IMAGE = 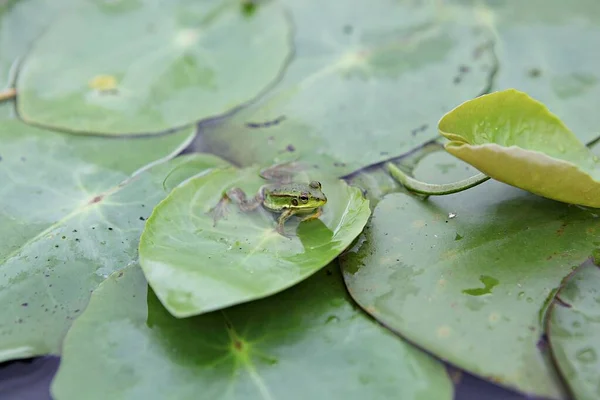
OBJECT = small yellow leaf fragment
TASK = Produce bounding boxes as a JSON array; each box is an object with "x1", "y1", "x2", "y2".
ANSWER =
[{"x1": 88, "y1": 74, "x2": 118, "y2": 92}]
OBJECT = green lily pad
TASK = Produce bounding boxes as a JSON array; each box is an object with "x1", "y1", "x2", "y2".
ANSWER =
[
  {"x1": 16, "y1": 0, "x2": 291, "y2": 135},
  {"x1": 0, "y1": 118, "x2": 228, "y2": 361},
  {"x1": 138, "y1": 166, "x2": 371, "y2": 317},
  {"x1": 0, "y1": 0, "x2": 79, "y2": 89},
  {"x1": 439, "y1": 89, "x2": 600, "y2": 208},
  {"x1": 200, "y1": 0, "x2": 497, "y2": 176},
  {"x1": 51, "y1": 263, "x2": 453, "y2": 400},
  {"x1": 339, "y1": 149, "x2": 600, "y2": 399},
  {"x1": 548, "y1": 260, "x2": 600, "y2": 400},
  {"x1": 476, "y1": 0, "x2": 600, "y2": 144}
]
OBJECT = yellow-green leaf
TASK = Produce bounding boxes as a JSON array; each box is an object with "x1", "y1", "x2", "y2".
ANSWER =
[{"x1": 439, "y1": 89, "x2": 600, "y2": 207}]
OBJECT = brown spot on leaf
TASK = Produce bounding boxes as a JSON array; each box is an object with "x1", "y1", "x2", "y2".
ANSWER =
[
  {"x1": 556, "y1": 222, "x2": 567, "y2": 236},
  {"x1": 89, "y1": 195, "x2": 104, "y2": 204}
]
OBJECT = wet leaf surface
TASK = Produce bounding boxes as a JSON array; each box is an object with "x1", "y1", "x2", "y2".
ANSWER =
[
  {"x1": 200, "y1": 0, "x2": 497, "y2": 176},
  {"x1": 139, "y1": 165, "x2": 371, "y2": 317},
  {"x1": 51, "y1": 263, "x2": 453, "y2": 400},
  {"x1": 439, "y1": 89, "x2": 600, "y2": 207},
  {"x1": 0, "y1": 0, "x2": 79, "y2": 89},
  {"x1": 16, "y1": 0, "x2": 291, "y2": 135},
  {"x1": 340, "y1": 149, "x2": 600, "y2": 399},
  {"x1": 0, "y1": 117, "x2": 225, "y2": 361},
  {"x1": 548, "y1": 260, "x2": 600, "y2": 400}
]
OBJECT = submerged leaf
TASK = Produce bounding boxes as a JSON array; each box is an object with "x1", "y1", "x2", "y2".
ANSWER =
[
  {"x1": 51, "y1": 263, "x2": 453, "y2": 400},
  {"x1": 548, "y1": 260, "x2": 600, "y2": 400},
  {"x1": 439, "y1": 89, "x2": 600, "y2": 207},
  {"x1": 139, "y1": 166, "x2": 371, "y2": 317},
  {"x1": 0, "y1": 118, "x2": 226, "y2": 361},
  {"x1": 16, "y1": 0, "x2": 291, "y2": 135}
]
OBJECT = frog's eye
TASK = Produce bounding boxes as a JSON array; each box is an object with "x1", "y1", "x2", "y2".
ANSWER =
[
  {"x1": 300, "y1": 194, "x2": 309, "y2": 203},
  {"x1": 291, "y1": 198, "x2": 299, "y2": 206},
  {"x1": 309, "y1": 181, "x2": 321, "y2": 189}
]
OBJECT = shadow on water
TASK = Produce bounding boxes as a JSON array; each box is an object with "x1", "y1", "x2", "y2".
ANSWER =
[{"x1": 0, "y1": 355, "x2": 554, "y2": 400}]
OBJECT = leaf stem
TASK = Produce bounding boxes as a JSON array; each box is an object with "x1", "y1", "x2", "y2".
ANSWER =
[
  {"x1": 0, "y1": 88, "x2": 16, "y2": 102},
  {"x1": 388, "y1": 132, "x2": 600, "y2": 197},
  {"x1": 386, "y1": 162, "x2": 489, "y2": 196}
]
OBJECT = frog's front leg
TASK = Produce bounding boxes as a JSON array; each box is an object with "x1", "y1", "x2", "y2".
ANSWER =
[
  {"x1": 300, "y1": 207, "x2": 323, "y2": 222},
  {"x1": 275, "y1": 208, "x2": 297, "y2": 239}
]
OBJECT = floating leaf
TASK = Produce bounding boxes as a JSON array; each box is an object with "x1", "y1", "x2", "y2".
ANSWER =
[
  {"x1": 16, "y1": 0, "x2": 291, "y2": 135},
  {"x1": 0, "y1": 118, "x2": 227, "y2": 361},
  {"x1": 0, "y1": 0, "x2": 80, "y2": 89},
  {"x1": 477, "y1": 0, "x2": 600, "y2": 144},
  {"x1": 200, "y1": 0, "x2": 497, "y2": 175},
  {"x1": 548, "y1": 260, "x2": 600, "y2": 400},
  {"x1": 339, "y1": 149, "x2": 600, "y2": 399},
  {"x1": 51, "y1": 263, "x2": 453, "y2": 400},
  {"x1": 139, "y1": 166, "x2": 371, "y2": 317},
  {"x1": 439, "y1": 89, "x2": 600, "y2": 208}
]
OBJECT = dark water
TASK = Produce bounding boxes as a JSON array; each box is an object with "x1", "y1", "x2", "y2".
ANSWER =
[{"x1": 0, "y1": 356, "x2": 551, "y2": 400}]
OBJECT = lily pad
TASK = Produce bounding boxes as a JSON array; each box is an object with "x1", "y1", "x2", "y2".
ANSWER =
[
  {"x1": 16, "y1": 0, "x2": 291, "y2": 135},
  {"x1": 0, "y1": 0, "x2": 79, "y2": 89},
  {"x1": 439, "y1": 89, "x2": 600, "y2": 208},
  {"x1": 138, "y1": 165, "x2": 371, "y2": 317},
  {"x1": 476, "y1": 0, "x2": 600, "y2": 144},
  {"x1": 199, "y1": 0, "x2": 497, "y2": 176},
  {"x1": 547, "y1": 260, "x2": 600, "y2": 400},
  {"x1": 51, "y1": 263, "x2": 453, "y2": 400},
  {"x1": 339, "y1": 149, "x2": 600, "y2": 399},
  {"x1": 0, "y1": 118, "x2": 227, "y2": 361}
]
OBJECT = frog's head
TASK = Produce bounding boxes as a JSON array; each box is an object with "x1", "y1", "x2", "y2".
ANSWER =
[{"x1": 295, "y1": 180, "x2": 327, "y2": 209}]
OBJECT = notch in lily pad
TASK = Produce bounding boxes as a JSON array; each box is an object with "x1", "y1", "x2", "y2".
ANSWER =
[
  {"x1": 138, "y1": 164, "x2": 371, "y2": 318},
  {"x1": 387, "y1": 89, "x2": 600, "y2": 208}
]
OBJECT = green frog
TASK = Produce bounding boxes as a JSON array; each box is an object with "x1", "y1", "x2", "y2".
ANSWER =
[{"x1": 208, "y1": 165, "x2": 327, "y2": 238}]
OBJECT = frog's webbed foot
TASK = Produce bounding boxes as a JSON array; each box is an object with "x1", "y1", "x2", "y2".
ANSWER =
[
  {"x1": 206, "y1": 195, "x2": 231, "y2": 227},
  {"x1": 274, "y1": 224, "x2": 294, "y2": 240},
  {"x1": 300, "y1": 207, "x2": 323, "y2": 222}
]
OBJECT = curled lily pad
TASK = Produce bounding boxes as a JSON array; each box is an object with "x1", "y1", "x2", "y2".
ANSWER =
[
  {"x1": 138, "y1": 166, "x2": 371, "y2": 318},
  {"x1": 480, "y1": 0, "x2": 600, "y2": 144},
  {"x1": 51, "y1": 263, "x2": 453, "y2": 400},
  {"x1": 547, "y1": 260, "x2": 600, "y2": 400},
  {"x1": 16, "y1": 0, "x2": 291, "y2": 135},
  {"x1": 438, "y1": 89, "x2": 600, "y2": 207}
]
